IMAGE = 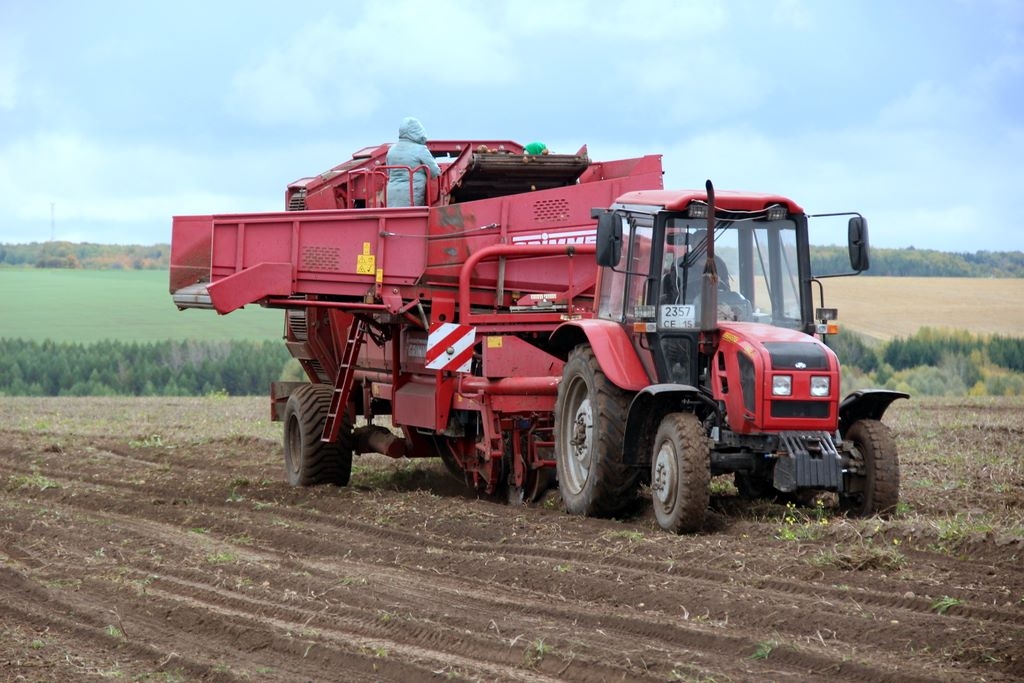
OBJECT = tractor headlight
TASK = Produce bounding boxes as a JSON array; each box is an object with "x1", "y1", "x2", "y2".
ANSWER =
[
  {"x1": 772, "y1": 375, "x2": 792, "y2": 396},
  {"x1": 810, "y1": 376, "x2": 831, "y2": 397}
]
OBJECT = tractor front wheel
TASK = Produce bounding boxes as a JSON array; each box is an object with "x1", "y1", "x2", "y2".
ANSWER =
[
  {"x1": 650, "y1": 412, "x2": 710, "y2": 533},
  {"x1": 840, "y1": 419, "x2": 899, "y2": 516},
  {"x1": 283, "y1": 384, "x2": 353, "y2": 487}
]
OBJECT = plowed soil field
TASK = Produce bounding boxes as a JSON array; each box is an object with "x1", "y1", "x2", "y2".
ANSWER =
[{"x1": 1, "y1": 396, "x2": 1022, "y2": 682}]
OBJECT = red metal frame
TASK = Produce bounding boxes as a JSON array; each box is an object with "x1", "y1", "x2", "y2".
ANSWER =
[
  {"x1": 169, "y1": 144, "x2": 663, "y2": 490},
  {"x1": 171, "y1": 141, "x2": 825, "y2": 495}
]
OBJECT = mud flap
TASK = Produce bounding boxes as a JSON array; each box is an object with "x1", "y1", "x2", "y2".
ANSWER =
[{"x1": 773, "y1": 431, "x2": 844, "y2": 493}]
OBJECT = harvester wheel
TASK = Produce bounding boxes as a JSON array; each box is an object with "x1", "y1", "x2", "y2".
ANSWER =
[
  {"x1": 508, "y1": 466, "x2": 556, "y2": 506},
  {"x1": 283, "y1": 384, "x2": 353, "y2": 487},
  {"x1": 429, "y1": 436, "x2": 467, "y2": 483},
  {"x1": 505, "y1": 429, "x2": 556, "y2": 506},
  {"x1": 650, "y1": 412, "x2": 710, "y2": 533},
  {"x1": 840, "y1": 419, "x2": 900, "y2": 516},
  {"x1": 554, "y1": 346, "x2": 640, "y2": 517}
]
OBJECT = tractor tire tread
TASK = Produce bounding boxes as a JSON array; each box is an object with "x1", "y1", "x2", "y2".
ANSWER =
[
  {"x1": 556, "y1": 346, "x2": 641, "y2": 518},
  {"x1": 842, "y1": 418, "x2": 899, "y2": 516}
]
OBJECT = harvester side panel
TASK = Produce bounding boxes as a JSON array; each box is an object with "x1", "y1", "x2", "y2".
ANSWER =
[
  {"x1": 171, "y1": 154, "x2": 664, "y2": 317},
  {"x1": 172, "y1": 207, "x2": 430, "y2": 314},
  {"x1": 170, "y1": 214, "x2": 214, "y2": 294},
  {"x1": 426, "y1": 158, "x2": 664, "y2": 295}
]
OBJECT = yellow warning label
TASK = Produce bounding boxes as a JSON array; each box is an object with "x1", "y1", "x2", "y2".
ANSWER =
[
  {"x1": 356, "y1": 254, "x2": 375, "y2": 275},
  {"x1": 362, "y1": 242, "x2": 371, "y2": 255},
  {"x1": 375, "y1": 268, "x2": 383, "y2": 283},
  {"x1": 486, "y1": 336, "x2": 503, "y2": 348}
]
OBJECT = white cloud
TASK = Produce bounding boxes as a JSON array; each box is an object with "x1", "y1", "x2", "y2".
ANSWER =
[
  {"x1": 769, "y1": 0, "x2": 813, "y2": 29},
  {"x1": 226, "y1": 1, "x2": 517, "y2": 126},
  {"x1": 0, "y1": 39, "x2": 20, "y2": 110},
  {"x1": 628, "y1": 48, "x2": 769, "y2": 127},
  {"x1": 642, "y1": 116, "x2": 1024, "y2": 252},
  {"x1": 0, "y1": 68, "x2": 15, "y2": 110},
  {"x1": 0, "y1": 131, "x2": 289, "y2": 244},
  {"x1": 877, "y1": 79, "x2": 990, "y2": 131},
  {"x1": 1, "y1": 1, "x2": 1021, "y2": 254}
]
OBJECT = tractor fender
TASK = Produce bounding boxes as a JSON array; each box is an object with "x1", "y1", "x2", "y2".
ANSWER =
[
  {"x1": 549, "y1": 319, "x2": 651, "y2": 391},
  {"x1": 621, "y1": 384, "x2": 717, "y2": 466},
  {"x1": 838, "y1": 389, "x2": 910, "y2": 436}
]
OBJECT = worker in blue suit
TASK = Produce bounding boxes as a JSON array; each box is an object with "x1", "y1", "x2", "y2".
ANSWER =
[{"x1": 386, "y1": 117, "x2": 442, "y2": 207}]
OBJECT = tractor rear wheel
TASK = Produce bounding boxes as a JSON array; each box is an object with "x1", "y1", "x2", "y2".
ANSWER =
[
  {"x1": 554, "y1": 346, "x2": 640, "y2": 517},
  {"x1": 283, "y1": 384, "x2": 353, "y2": 486},
  {"x1": 650, "y1": 412, "x2": 710, "y2": 533},
  {"x1": 840, "y1": 419, "x2": 899, "y2": 516}
]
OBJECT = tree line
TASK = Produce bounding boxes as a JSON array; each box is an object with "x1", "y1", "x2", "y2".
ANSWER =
[
  {"x1": 0, "y1": 339, "x2": 293, "y2": 397},
  {"x1": 1, "y1": 330, "x2": 1020, "y2": 398},
  {"x1": 811, "y1": 246, "x2": 1024, "y2": 277},
  {"x1": 3, "y1": 241, "x2": 1024, "y2": 277},
  {"x1": 827, "y1": 328, "x2": 1024, "y2": 397},
  {"x1": 0, "y1": 242, "x2": 167, "y2": 270}
]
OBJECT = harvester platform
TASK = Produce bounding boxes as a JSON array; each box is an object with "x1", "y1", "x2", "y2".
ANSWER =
[{"x1": 446, "y1": 152, "x2": 591, "y2": 203}]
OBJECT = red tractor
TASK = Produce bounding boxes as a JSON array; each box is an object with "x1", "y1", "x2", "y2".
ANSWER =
[{"x1": 171, "y1": 140, "x2": 906, "y2": 532}]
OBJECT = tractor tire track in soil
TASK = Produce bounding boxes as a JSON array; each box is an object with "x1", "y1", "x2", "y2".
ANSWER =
[{"x1": 0, "y1": 396, "x2": 1022, "y2": 682}]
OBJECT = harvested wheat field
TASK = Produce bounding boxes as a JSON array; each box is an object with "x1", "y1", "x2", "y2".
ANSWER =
[
  {"x1": 822, "y1": 276, "x2": 1024, "y2": 342},
  {"x1": 1, "y1": 396, "x2": 1022, "y2": 682}
]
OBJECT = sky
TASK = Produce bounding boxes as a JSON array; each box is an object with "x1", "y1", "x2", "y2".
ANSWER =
[{"x1": 1, "y1": 0, "x2": 1022, "y2": 252}]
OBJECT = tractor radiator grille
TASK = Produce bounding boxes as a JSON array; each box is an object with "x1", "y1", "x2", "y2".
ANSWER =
[{"x1": 771, "y1": 400, "x2": 830, "y2": 419}]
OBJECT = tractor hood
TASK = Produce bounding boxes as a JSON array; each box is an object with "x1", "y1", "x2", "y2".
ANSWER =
[{"x1": 713, "y1": 322, "x2": 841, "y2": 434}]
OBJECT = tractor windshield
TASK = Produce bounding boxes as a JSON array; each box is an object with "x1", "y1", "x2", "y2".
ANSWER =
[{"x1": 658, "y1": 218, "x2": 802, "y2": 330}]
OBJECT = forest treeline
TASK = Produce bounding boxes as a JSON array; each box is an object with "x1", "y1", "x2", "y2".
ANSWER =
[
  {"x1": 827, "y1": 327, "x2": 1024, "y2": 397},
  {"x1": 2, "y1": 241, "x2": 1024, "y2": 277},
  {"x1": 0, "y1": 241, "x2": 167, "y2": 269},
  {"x1": 1, "y1": 329, "x2": 1022, "y2": 397},
  {"x1": 0, "y1": 339, "x2": 293, "y2": 397},
  {"x1": 811, "y1": 246, "x2": 1024, "y2": 277}
]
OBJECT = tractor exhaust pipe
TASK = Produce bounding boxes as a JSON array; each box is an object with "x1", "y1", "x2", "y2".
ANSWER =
[{"x1": 700, "y1": 179, "x2": 718, "y2": 334}]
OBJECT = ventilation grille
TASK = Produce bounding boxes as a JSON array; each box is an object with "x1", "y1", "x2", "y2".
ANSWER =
[
  {"x1": 287, "y1": 310, "x2": 308, "y2": 341},
  {"x1": 287, "y1": 189, "x2": 307, "y2": 211},
  {"x1": 532, "y1": 198, "x2": 570, "y2": 223},
  {"x1": 301, "y1": 246, "x2": 341, "y2": 272},
  {"x1": 307, "y1": 358, "x2": 331, "y2": 383}
]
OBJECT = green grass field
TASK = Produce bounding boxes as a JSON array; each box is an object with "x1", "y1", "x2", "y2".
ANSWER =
[
  {"x1": 0, "y1": 269, "x2": 284, "y2": 343},
  {"x1": 3, "y1": 269, "x2": 1023, "y2": 345}
]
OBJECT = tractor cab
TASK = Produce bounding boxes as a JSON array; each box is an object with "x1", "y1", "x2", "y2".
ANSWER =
[
  {"x1": 590, "y1": 186, "x2": 878, "y2": 440},
  {"x1": 593, "y1": 190, "x2": 813, "y2": 386}
]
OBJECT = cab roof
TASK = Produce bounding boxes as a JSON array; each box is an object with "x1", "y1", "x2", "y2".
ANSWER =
[{"x1": 615, "y1": 188, "x2": 804, "y2": 214}]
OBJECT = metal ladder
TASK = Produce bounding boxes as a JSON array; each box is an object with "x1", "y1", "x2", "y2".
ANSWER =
[{"x1": 321, "y1": 318, "x2": 367, "y2": 443}]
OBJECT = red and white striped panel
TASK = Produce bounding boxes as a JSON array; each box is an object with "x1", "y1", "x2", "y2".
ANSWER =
[{"x1": 425, "y1": 322, "x2": 476, "y2": 373}]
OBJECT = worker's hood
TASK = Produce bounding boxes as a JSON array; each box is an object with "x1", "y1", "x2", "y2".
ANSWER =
[{"x1": 398, "y1": 117, "x2": 428, "y2": 145}]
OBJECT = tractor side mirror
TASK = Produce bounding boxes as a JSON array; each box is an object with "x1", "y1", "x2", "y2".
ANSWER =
[
  {"x1": 848, "y1": 216, "x2": 870, "y2": 272},
  {"x1": 595, "y1": 212, "x2": 622, "y2": 267}
]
